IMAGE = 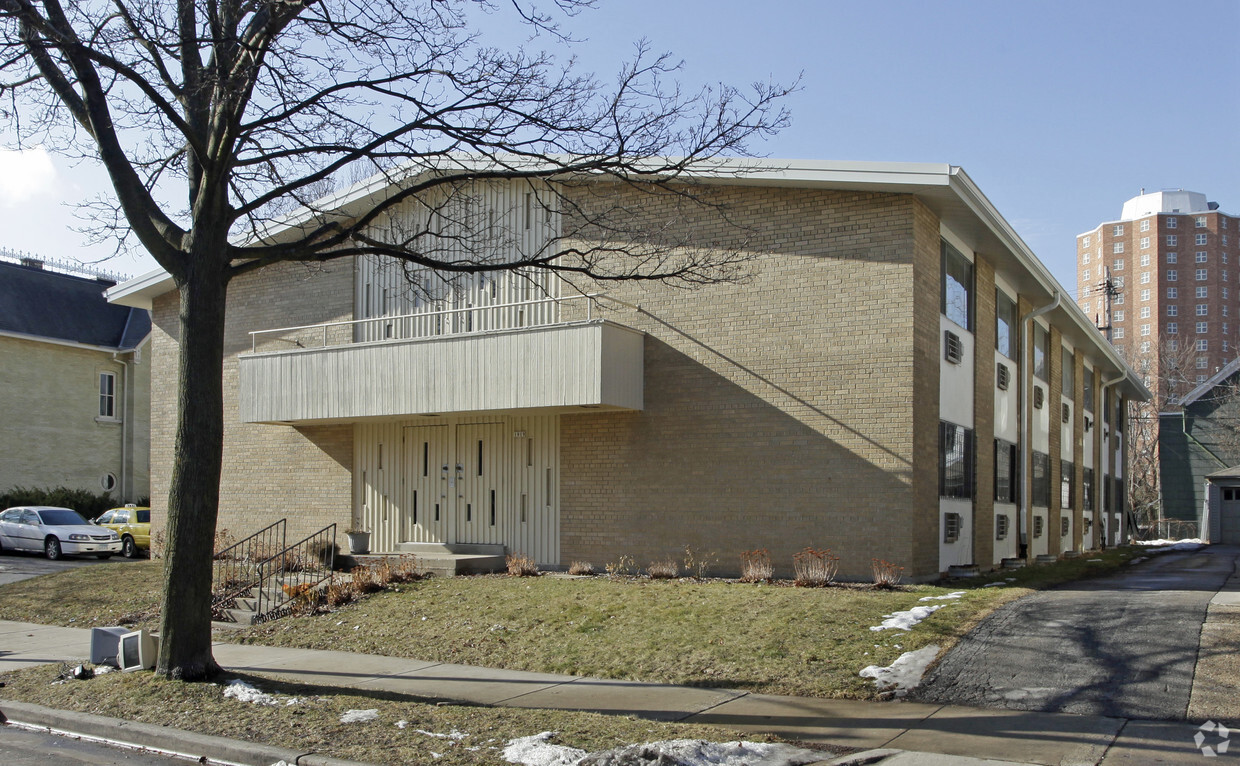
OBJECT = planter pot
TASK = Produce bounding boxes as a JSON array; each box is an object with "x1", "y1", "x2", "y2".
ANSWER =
[{"x1": 346, "y1": 531, "x2": 370, "y2": 555}]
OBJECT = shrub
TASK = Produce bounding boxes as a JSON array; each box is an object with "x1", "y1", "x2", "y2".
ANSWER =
[
  {"x1": 793, "y1": 547, "x2": 839, "y2": 587},
  {"x1": 646, "y1": 559, "x2": 679, "y2": 579},
  {"x1": 212, "y1": 527, "x2": 238, "y2": 559},
  {"x1": 387, "y1": 555, "x2": 423, "y2": 583},
  {"x1": 326, "y1": 580, "x2": 358, "y2": 607},
  {"x1": 739, "y1": 549, "x2": 773, "y2": 583},
  {"x1": 871, "y1": 558, "x2": 904, "y2": 588},
  {"x1": 150, "y1": 529, "x2": 165, "y2": 559},
  {"x1": 682, "y1": 545, "x2": 717, "y2": 579},
  {"x1": 605, "y1": 554, "x2": 634, "y2": 578},
  {"x1": 506, "y1": 553, "x2": 539, "y2": 577},
  {"x1": 0, "y1": 485, "x2": 117, "y2": 520},
  {"x1": 351, "y1": 565, "x2": 383, "y2": 593},
  {"x1": 567, "y1": 560, "x2": 595, "y2": 576}
]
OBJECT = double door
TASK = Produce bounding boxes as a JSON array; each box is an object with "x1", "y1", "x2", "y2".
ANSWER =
[{"x1": 403, "y1": 422, "x2": 506, "y2": 545}]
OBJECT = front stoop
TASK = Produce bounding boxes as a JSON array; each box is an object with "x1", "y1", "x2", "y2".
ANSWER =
[{"x1": 340, "y1": 542, "x2": 507, "y2": 577}]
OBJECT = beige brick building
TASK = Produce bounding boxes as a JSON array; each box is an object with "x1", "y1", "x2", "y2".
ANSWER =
[
  {"x1": 109, "y1": 160, "x2": 1146, "y2": 579},
  {"x1": 1, "y1": 255, "x2": 150, "y2": 502}
]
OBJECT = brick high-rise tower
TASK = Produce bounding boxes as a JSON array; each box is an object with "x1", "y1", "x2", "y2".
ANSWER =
[{"x1": 1077, "y1": 190, "x2": 1238, "y2": 401}]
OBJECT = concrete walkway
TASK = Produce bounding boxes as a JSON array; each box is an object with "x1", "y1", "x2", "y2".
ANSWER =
[{"x1": 1, "y1": 616, "x2": 1233, "y2": 766}]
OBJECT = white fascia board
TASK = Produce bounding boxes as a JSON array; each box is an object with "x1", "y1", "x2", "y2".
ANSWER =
[
  {"x1": 1178, "y1": 356, "x2": 1240, "y2": 407},
  {"x1": 0, "y1": 329, "x2": 139, "y2": 354},
  {"x1": 105, "y1": 267, "x2": 174, "y2": 310}
]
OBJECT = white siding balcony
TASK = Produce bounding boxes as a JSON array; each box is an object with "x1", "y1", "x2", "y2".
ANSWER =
[{"x1": 239, "y1": 300, "x2": 644, "y2": 424}]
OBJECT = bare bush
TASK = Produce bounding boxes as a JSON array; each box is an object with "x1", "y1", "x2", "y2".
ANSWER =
[
  {"x1": 739, "y1": 549, "x2": 773, "y2": 583},
  {"x1": 871, "y1": 558, "x2": 904, "y2": 588},
  {"x1": 568, "y1": 561, "x2": 595, "y2": 576},
  {"x1": 793, "y1": 547, "x2": 839, "y2": 587},
  {"x1": 506, "y1": 553, "x2": 540, "y2": 577},
  {"x1": 326, "y1": 581, "x2": 359, "y2": 608},
  {"x1": 682, "y1": 545, "x2": 718, "y2": 579},
  {"x1": 646, "y1": 559, "x2": 679, "y2": 579},
  {"x1": 351, "y1": 565, "x2": 383, "y2": 594},
  {"x1": 605, "y1": 554, "x2": 635, "y2": 578}
]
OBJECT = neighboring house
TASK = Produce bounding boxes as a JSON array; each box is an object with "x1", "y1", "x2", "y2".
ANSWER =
[
  {"x1": 0, "y1": 253, "x2": 151, "y2": 502},
  {"x1": 1160, "y1": 357, "x2": 1240, "y2": 536},
  {"x1": 107, "y1": 159, "x2": 1147, "y2": 579}
]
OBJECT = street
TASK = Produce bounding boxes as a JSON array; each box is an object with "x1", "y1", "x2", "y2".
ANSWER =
[
  {"x1": 0, "y1": 724, "x2": 191, "y2": 765},
  {"x1": 0, "y1": 551, "x2": 147, "y2": 587},
  {"x1": 915, "y1": 545, "x2": 1238, "y2": 720}
]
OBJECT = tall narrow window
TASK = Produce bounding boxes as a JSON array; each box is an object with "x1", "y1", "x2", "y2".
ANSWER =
[
  {"x1": 1033, "y1": 323, "x2": 1048, "y2": 381},
  {"x1": 994, "y1": 439, "x2": 1018, "y2": 504},
  {"x1": 1061, "y1": 460, "x2": 1075, "y2": 508},
  {"x1": 1031, "y1": 451, "x2": 1050, "y2": 507},
  {"x1": 98, "y1": 372, "x2": 116, "y2": 419},
  {"x1": 995, "y1": 289, "x2": 1015, "y2": 358},
  {"x1": 939, "y1": 421, "x2": 974, "y2": 499},
  {"x1": 941, "y1": 240, "x2": 974, "y2": 331},
  {"x1": 1062, "y1": 347, "x2": 1075, "y2": 397}
]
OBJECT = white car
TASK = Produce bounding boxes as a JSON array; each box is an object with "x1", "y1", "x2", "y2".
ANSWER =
[{"x1": 0, "y1": 506, "x2": 122, "y2": 560}]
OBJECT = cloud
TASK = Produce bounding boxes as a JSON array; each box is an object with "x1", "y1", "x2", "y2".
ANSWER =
[{"x1": 0, "y1": 147, "x2": 58, "y2": 206}]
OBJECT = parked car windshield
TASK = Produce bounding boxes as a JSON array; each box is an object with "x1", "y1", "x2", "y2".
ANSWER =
[
  {"x1": 136, "y1": 510, "x2": 150, "y2": 523},
  {"x1": 37, "y1": 509, "x2": 89, "y2": 526}
]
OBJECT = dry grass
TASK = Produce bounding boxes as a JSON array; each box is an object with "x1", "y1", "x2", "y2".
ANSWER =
[
  {"x1": 871, "y1": 559, "x2": 904, "y2": 588},
  {"x1": 567, "y1": 561, "x2": 595, "y2": 576},
  {"x1": 739, "y1": 549, "x2": 773, "y2": 583},
  {"x1": 0, "y1": 560, "x2": 162, "y2": 630},
  {"x1": 792, "y1": 548, "x2": 839, "y2": 587},
  {"x1": 646, "y1": 559, "x2": 679, "y2": 579},
  {"x1": 505, "y1": 553, "x2": 539, "y2": 577},
  {"x1": 0, "y1": 665, "x2": 793, "y2": 766}
]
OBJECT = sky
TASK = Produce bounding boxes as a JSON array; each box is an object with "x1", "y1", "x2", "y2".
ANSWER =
[{"x1": 1, "y1": 0, "x2": 1236, "y2": 294}]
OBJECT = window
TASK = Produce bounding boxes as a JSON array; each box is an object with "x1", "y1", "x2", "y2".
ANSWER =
[
  {"x1": 995, "y1": 289, "x2": 1015, "y2": 358},
  {"x1": 1226, "y1": 341, "x2": 1231, "y2": 353},
  {"x1": 1197, "y1": 357, "x2": 1209, "y2": 369},
  {"x1": 1113, "y1": 224, "x2": 1124, "y2": 236},
  {"x1": 1083, "y1": 268, "x2": 1091, "y2": 281},
  {"x1": 1140, "y1": 253, "x2": 1150, "y2": 266},
  {"x1": 1169, "y1": 287, "x2": 1179, "y2": 298},
  {"x1": 1226, "y1": 270, "x2": 1230, "y2": 282},
  {"x1": 1224, "y1": 288, "x2": 1229, "y2": 299},
  {"x1": 1083, "y1": 252, "x2": 1091, "y2": 264},
  {"x1": 941, "y1": 240, "x2": 973, "y2": 330},
  {"x1": 1062, "y1": 347, "x2": 1074, "y2": 396},
  {"x1": 1197, "y1": 216, "x2": 1208, "y2": 228},
  {"x1": 1033, "y1": 323, "x2": 1048, "y2": 381},
  {"x1": 939, "y1": 421, "x2": 974, "y2": 499},
  {"x1": 1167, "y1": 305, "x2": 1178, "y2": 316},
  {"x1": 1170, "y1": 339, "x2": 1179, "y2": 349},
  {"x1": 1168, "y1": 270, "x2": 1178, "y2": 281},
  {"x1": 1168, "y1": 322, "x2": 1178, "y2": 334},
  {"x1": 98, "y1": 373, "x2": 116, "y2": 419},
  {"x1": 1140, "y1": 237, "x2": 1150, "y2": 250},
  {"x1": 1083, "y1": 468, "x2": 1095, "y2": 512},
  {"x1": 1167, "y1": 235, "x2": 1178, "y2": 246},
  {"x1": 1083, "y1": 369, "x2": 1094, "y2": 411},
  {"x1": 1113, "y1": 243, "x2": 1125, "y2": 255},
  {"x1": 1113, "y1": 327, "x2": 1125, "y2": 338},
  {"x1": 1226, "y1": 322, "x2": 1230, "y2": 335},
  {"x1": 1061, "y1": 460, "x2": 1075, "y2": 508},
  {"x1": 1140, "y1": 306, "x2": 1151, "y2": 318},
  {"x1": 1140, "y1": 341, "x2": 1151, "y2": 353},
  {"x1": 994, "y1": 439, "x2": 1018, "y2": 504},
  {"x1": 1197, "y1": 251, "x2": 1209, "y2": 263},
  {"x1": 1198, "y1": 375, "x2": 1207, "y2": 383},
  {"x1": 1112, "y1": 276, "x2": 1125, "y2": 288},
  {"x1": 1197, "y1": 233, "x2": 1209, "y2": 245},
  {"x1": 1225, "y1": 253, "x2": 1230, "y2": 264},
  {"x1": 1198, "y1": 339, "x2": 1209, "y2": 351},
  {"x1": 1140, "y1": 219, "x2": 1150, "y2": 232},
  {"x1": 1197, "y1": 269, "x2": 1208, "y2": 281},
  {"x1": 1032, "y1": 451, "x2": 1050, "y2": 507},
  {"x1": 1198, "y1": 304, "x2": 1210, "y2": 316},
  {"x1": 1167, "y1": 217, "x2": 1178, "y2": 229},
  {"x1": 1141, "y1": 289, "x2": 1150, "y2": 301},
  {"x1": 1167, "y1": 252, "x2": 1178, "y2": 264},
  {"x1": 1198, "y1": 322, "x2": 1209, "y2": 334},
  {"x1": 1140, "y1": 324, "x2": 1151, "y2": 336},
  {"x1": 1114, "y1": 292, "x2": 1125, "y2": 304},
  {"x1": 1224, "y1": 306, "x2": 1230, "y2": 317},
  {"x1": 1113, "y1": 309, "x2": 1125, "y2": 321},
  {"x1": 1197, "y1": 286, "x2": 1209, "y2": 298},
  {"x1": 1140, "y1": 271, "x2": 1151, "y2": 284},
  {"x1": 1083, "y1": 235, "x2": 1092, "y2": 247}
]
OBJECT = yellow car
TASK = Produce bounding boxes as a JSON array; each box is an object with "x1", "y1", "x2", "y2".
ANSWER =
[{"x1": 96, "y1": 506, "x2": 151, "y2": 559}]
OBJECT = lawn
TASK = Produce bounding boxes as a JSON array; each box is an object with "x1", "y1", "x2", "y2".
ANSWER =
[
  {"x1": 0, "y1": 664, "x2": 789, "y2": 766},
  {"x1": 0, "y1": 547, "x2": 1142, "y2": 700}
]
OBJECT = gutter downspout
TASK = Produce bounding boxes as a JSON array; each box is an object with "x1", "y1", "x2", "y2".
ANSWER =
[
  {"x1": 1020, "y1": 291, "x2": 1061, "y2": 561},
  {"x1": 1099, "y1": 371, "x2": 1126, "y2": 545},
  {"x1": 112, "y1": 352, "x2": 130, "y2": 502}
]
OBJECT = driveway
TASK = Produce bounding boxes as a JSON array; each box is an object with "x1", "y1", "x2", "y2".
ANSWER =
[
  {"x1": 915, "y1": 545, "x2": 1239, "y2": 721},
  {"x1": 0, "y1": 551, "x2": 146, "y2": 587}
]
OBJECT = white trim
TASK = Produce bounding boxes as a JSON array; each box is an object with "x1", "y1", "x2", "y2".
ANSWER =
[{"x1": 0, "y1": 328, "x2": 149, "y2": 354}]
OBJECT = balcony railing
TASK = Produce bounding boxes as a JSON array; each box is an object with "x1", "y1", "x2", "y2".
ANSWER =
[{"x1": 248, "y1": 293, "x2": 618, "y2": 354}]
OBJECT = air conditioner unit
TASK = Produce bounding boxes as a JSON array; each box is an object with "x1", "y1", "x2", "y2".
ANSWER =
[
  {"x1": 944, "y1": 330, "x2": 963, "y2": 365},
  {"x1": 996, "y1": 362, "x2": 1010, "y2": 391},
  {"x1": 1034, "y1": 385, "x2": 1045, "y2": 409},
  {"x1": 1062, "y1": 403, "x2": 1071, "y2": 423}
]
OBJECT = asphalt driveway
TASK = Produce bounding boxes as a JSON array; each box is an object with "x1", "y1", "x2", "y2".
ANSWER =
[
  {"x1": 915, "y1": 545, "x2": 1239, "y2": 721},
  {"x1": 0, "y1": 550, "x2": 146, "y2": 587}
]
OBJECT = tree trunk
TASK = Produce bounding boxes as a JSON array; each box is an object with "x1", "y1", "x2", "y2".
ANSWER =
[{"x1": 156, "y1": 260, "x2": 230, "y2": 680}]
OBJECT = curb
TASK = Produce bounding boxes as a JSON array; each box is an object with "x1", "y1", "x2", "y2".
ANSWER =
[{"x1": 0, "y1": 698, "x2": 376, "y2": 766}]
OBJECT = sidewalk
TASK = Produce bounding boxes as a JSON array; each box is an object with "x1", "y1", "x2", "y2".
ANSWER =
[{"x1": 0, "y1": 618, "x2": 1228, "y2": 766}]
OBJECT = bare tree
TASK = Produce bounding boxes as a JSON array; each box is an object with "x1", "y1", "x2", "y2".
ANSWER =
[{"x1": 0, "y1": 0, "x2": 791, "y2": 680}]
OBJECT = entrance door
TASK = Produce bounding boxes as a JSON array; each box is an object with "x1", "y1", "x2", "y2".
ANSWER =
[
  {"x1": 456, "y1": 423, "x2": 506, "y2": 544},
  {"x1": 402, "y1": 425, "x2": 449, "y2": 543},
  {"x1": 1222, "y1": 487, "x2": 1240, "y2": 544}
]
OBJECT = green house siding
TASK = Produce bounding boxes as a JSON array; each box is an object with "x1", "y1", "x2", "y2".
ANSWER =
[{"x1": 1160, "y1": 386, "x2": 1240, "y2": 528}]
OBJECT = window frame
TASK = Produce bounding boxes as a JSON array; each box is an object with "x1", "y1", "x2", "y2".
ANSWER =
[
  {"x1": 939, "y1": 421, "x2": 975, "y2": 500},
  {"x1": 98, "y1": 372, "x2": 117, "y2": 420},
  {"x1": 940, "y1": 240, "x2": 974, "y2": 331}
]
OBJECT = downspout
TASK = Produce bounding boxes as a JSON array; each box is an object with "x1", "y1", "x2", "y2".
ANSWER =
[
  {"x1": 112, "y1": 352, "x2": 130, "y2": 502},
  {"x1": 1020, "y1": 291, "x2": 1061, "y2": 560},
  {"x1": 1099, "y1": 372, "x2": 1126, "y2": 544}
]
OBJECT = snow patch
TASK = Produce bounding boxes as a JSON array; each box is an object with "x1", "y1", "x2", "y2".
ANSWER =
[
  {"x1": 918, "y1": 591, "x2": 965, "y2": 602},
  {"x1": 502, "y1": 733, "x2": 823, "y2": 766},
  {"x1": 340, "y1": 709, "x2": 379, "y2": 724},
  {"x1": 1135, "y1": 538, "x2": 1205, "y2": 553},
  {"x1": 223, "y1": 679, "x2": 280, "y2": 706},
  {"x1": 870, "y1": 604, "x2": 944, "y2": 631},
  {"x1": 982, "y1": 582, "x2": 1004, "y2": 588},
  {"x1": 415, "y1": 729, "x2": 469, "y2": 740},
  {"x1": 859, "y1": 645, "x2": 941, "y2": 696}
]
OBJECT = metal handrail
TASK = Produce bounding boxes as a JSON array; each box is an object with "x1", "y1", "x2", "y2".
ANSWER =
[
  {"x1": 210, "y1": 519, "x2": 286, "y2": 620},
  {"x1": 252, "y1": 524, "x2": 337, "y2": 623},
  {"x1": 248, "y1": 292, "x2": 608, "y2": 352}
]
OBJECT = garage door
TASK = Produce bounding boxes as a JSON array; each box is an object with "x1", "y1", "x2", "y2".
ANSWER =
[{"x1": 1221, "y1": 488, "x2": 1240, "y2": 544}]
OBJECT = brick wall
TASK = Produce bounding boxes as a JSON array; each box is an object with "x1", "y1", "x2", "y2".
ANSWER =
[
  {"x1": 148, "y1": 262, "x2": 356, "y2": 545},
  {"x1": 972, "y1": 257, "x2": 997, "y2": 569},
  {"x1": 559, "y1": 185, "x2": 935, "y2": 579}
]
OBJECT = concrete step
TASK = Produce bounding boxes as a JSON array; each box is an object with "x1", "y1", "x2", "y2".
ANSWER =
[
  {"x1": 225, "y1": 608, "x2": 258, "y2": 626},
  {"x1": 394, "y1": 542, "x2": 505, "y2": 556}
]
